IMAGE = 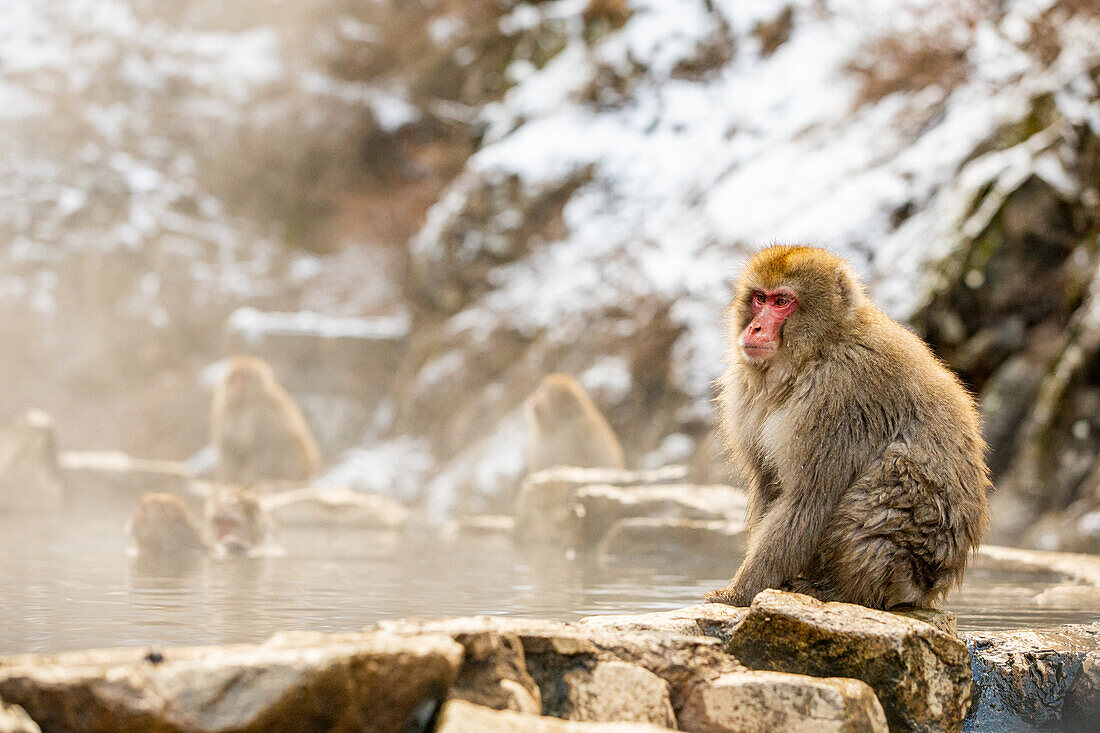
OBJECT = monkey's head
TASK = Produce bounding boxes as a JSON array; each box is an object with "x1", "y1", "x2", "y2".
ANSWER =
[
  {"x1": 206, "y1": 488, "x2": 265, "y2": 542},
  {"x1": 128, "y1": 494, "x2": 195, "y2": 547},
  {"x1": 730, "y1": 246, "x2": 864, "y2": 365},
  {"x1": 221, "y1": 356, "x2": 275, "y2": 404},
  {"x1": 524, "y1": 374, "x2": 592, "y2": 429}
]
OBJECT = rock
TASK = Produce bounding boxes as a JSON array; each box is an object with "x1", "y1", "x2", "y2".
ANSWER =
[
  {"x1": 725, "y1": 590, "x2": 971, "y2": 733},
  {"x1": 0, "y1": 702, "x2": 39, "y2": 733},
  {"x1": 259, "y1": 486, "x2": 408, "y2": 529},
  {"x1": 376, "y1": 615, "x2": 742, "y2": 714},
  {"x1": 963, "y1": 622, "x2": 1100, "y2": 731},
  {"x1": 443, "y1": 628, "x2": 542, "y2": 714},
  {"x1": 576, "y1": 484, "x2": 747, "y2": 550},
  {"x1": 1063, "y1": 652, "x2": 1100, "y2": 732},
  {"x1": 0, "y1": 410, "x2": 64, "y2": 511},
  {"x1": 0, "y1": 630, "x2": 463, "y2": 733},
  {"x1": 678, "y1": 670, "x2": 889, "y2": 733},
  {"x1": 512, "y1": 466, "x2": 691, "y2": 546},
  {"x1": 891, "y1": 609, "x2": 958, "y2": 637},
  {"x1": 560, "y1": 661, "x2": 676, "y2": 727},
  {"x1": 435, "y1": 699, "x2": 673, "y2": 732},
  {"x1": 441, "y1": 515, "x2": 515, "y2": 541},
  {"x1": 58, "y1": 451, "x2": 191, "y2": 501},
  {"x1": 580, "y1": 604, "x2": 749, "y2": 645},
  {"x1": 977, "y1": 545, "x2": 1100, "y2": 586},
  {"x1": 1031, "y1": 583, "x2": 1100, "y2": 608},
  {"x1": 597, "y1": 518, "x2": 745, "y2": 560}
]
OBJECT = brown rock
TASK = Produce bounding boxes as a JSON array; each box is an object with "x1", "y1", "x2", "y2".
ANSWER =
[
  {"x1": 597, "y1": 518, "x2": 745, "y2": 560},
  {"x1": 579, "y1": 603, "x2": 749, "y2": 645},
  {"x1": 0, "y1": 630, "x2": 462, "y2": 733},
  {"x1": 561, "y1": 661, "x2": 675, "y2": 726},
  {"x1": 445, "y1": 629, "x2": 542, "y2": 714},
  {"x1": 435, "y1": 699, "x2": 673, "y2": 732},
  {"x1": 1064, "y1": 652, "x2": 1100, "y2": 732},
  {"x1": 726, "y1": 590, "x2": 971, "y2": 732},
  {"x1": 678, "y1": 670, "x2": 888, "y2": 733}
]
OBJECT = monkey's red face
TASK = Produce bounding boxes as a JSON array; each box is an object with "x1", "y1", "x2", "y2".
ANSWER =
[{"x1": 741, "y1": 288, "x2": 798, "y2": 361}]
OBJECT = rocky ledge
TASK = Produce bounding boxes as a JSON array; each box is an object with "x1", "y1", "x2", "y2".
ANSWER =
[{"x1": 2, "y1": 587, "x2": 1094, "y2": 733}]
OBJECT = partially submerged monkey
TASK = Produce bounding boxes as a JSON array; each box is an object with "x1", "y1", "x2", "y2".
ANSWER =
[
  {"x1": 127, "y1": 493, "x2": 209, "y2": 557},
  {"x1": 524, "y1": 373, "x2": 626, "y2": 473},
  {"x1": 212, "y1": 356, "x2": 320, "y2": 487},
  {"x1": 707, "y1": 246, "x2": 990, "y2": 610}
]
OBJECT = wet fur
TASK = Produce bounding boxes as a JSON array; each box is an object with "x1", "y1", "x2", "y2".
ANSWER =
[{"x1": 707, "y1": 246, "x2": 990, "y2": 609}]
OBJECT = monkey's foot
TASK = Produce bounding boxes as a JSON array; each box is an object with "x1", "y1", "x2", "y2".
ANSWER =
[{"x1": 703, "y1": 587, "x2": 748, "y2": 607}]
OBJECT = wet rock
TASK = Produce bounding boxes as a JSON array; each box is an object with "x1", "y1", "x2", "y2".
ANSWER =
[
  {"x1": 513, "y1": 466, "x2": 689, "y2": 546},
  {"x1": 725, "y1": 589, "x2": 971, "y2": 733},
  {"x1": 575, "y1": 483, "x2": 747, "y2": 550},
  {"x1": 58, "y1": 451, "x2": 191, "y2": 501},
  {"x1": 678, "y1": 670, "x2": 888, "y2": 733},
  {"x1": 0, "y1": 701, "x2": 39, "y2": 733},
  {"x1": 597, "y1": 518, "x2": 745, "y2": 560},
  {"x1": 580, "y1": 604, "x2": 749, "y2": 645},
  {"x1": 0, "y1": 630, "x2": 463, "y2": 733},
  {"x1": 435, "y1": 699, "x2": 673, "y2": 732},
  {"x1": 441, "y1": 514, "x2": 515, "y2": 542},
  {"x1": 962, "y1": 622, "x2": 1100, "y2": 731},
  {"x1": 0, "y1": 410, "x2": 64, "y2": 511},
  {"x1": 561, "y1": 661, "x2": 676, "y2": 726},
  {"x1": 259, "y1": 486, "x2": 408, "y2": 529},
  {"x1": 1063, "y1": 652, "x2": 1100, "y2": 732}
]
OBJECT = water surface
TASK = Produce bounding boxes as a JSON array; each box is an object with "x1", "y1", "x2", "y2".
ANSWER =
[{"x1": 1, "y1": 510, "x2": 1096, "y2": 655}]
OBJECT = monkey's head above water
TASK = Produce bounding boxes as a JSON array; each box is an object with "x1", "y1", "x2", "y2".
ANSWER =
[
  {"x1": 220, "y1": 356, "x2": 277, "y2": 404},
  {"x1": 729, "y1": 245, "x2": 867, "y2": 367}
]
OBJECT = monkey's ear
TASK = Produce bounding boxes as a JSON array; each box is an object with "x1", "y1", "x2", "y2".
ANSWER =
[{"x1": 835, "y1": 268, "x2": 861, "y2": 315}]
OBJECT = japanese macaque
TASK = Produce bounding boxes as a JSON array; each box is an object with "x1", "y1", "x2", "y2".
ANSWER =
[
  {"x1": 212, "y1": 356, "x2": 320, "y2": 487},
  {"x1": 127, "y1": 493, "x2": 209, "y2": 557},
  {"x1": 205, "y1": 487, "x2": 273, "y2": 555},
  {"x1": 524, "y1": 373, "x2": 626, "y2": 473},
  {"x1": 706, "y1": 246, "x2": 990, "y2": 610}
]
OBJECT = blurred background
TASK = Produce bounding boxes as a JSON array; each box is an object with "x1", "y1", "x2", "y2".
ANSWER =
[{"x1": 1, "y1": 0, "x2": 1099, "y2": 555}]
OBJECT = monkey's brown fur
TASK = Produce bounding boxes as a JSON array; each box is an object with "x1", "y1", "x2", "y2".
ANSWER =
[
  {"x1": 128, "y1": 493, "x2": 209, "y2": 557},
  {"x1": 706, "y1": 246, "x2": 990, "y2": 609},
  {"x1": 212, "y1": 356, "x2": 320, "y2": 486},
  {"x1": 524, "y1": 373, "x2": 626, "y2": 473},
  {"x1": 205, "y1": 486, "x2": 272, "y2": 554}
]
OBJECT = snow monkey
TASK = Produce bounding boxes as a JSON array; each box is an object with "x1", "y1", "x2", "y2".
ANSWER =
[
  {"x1": 212, "y1": 356, "x2": 320, "y2": 486},
  {"x1": 524, "y1": 373, "x2": 626, "y2": 473},
  {"x1": 127, "y1": 493, "x2": 209, "y2": 557},
  {"x1": 706, "y1": 246, "x2": 990, "y2": 610}
]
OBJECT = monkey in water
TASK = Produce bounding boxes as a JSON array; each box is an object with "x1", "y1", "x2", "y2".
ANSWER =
[
  {"x1": 127, "y1": 493, "x2": 209, "y2": 557},
  {"x1": 706, "y1": 246, "x2": 990, "y2": 610},
  {"x1": 524, "y1": 373, "x2": 627, "y2": 473},
  {"x1": 212, "y1": 356, "x2": 320, "y2": 487},
  {"x1": 205, "y1": 487, "x2": 273, "y2": 555}
]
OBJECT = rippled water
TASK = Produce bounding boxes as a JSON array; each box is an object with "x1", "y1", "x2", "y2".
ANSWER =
[{"x1": 1, "y1": 508, "x2": 1097, "y2": 655}]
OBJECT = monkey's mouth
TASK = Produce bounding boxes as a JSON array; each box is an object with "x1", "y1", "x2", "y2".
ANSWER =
[{"x1": 741, "y1": 344, "x2": 777, "y2": 360}]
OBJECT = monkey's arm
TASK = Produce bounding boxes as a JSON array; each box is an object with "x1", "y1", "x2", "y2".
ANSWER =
[{"x1": 707, "y1": 484, "x2": 840, "y2": 605}]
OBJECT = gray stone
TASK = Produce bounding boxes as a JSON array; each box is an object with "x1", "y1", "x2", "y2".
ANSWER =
[
  {"x1": 0, "y1": 702, "x2": 39, "y2": 733},
  {"x1": 576, "y1": 484, "x2": 747, "y2": 550},
  {"x1": 678, "y1": 670, "x2": 889, "y2": 733},
  {"x1": 513, "y1": 466, "x2": 690, "y2": 546},
  {"x1": 435, "y1": 699, "x2": 673, "y2": 732},
  {"x1": 0, "y1": 410, "x2": 64, "y2": 511},
  {"x1": 963, "y1": 623, "x2": 1100, "y2": 731},
  {"x1": 597, "y1": 518, "x2": 745, "y2": 560},
  {"x1": 1063, "y1": 652, "x2": 1100, "y2": 732},
  {"x1": 59, "y1": 450, "x2": 191, "y2": 500},
  {"x1": 259, "y1": 486, "x2": 408, "y2": 529},
  {"x1": 561, "y1": 661, "x2": 676, "y2": 727},
  {"x1": 726, "y1": 589, "x2": 972, "y2": 733},
  {"x1": 0, "y1": 630, "x2": 463, "y2": 733}
]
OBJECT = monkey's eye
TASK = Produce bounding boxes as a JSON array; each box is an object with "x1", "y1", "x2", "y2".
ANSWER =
[
  {"x1": 753, "y1": 292, "x2": 766, "y2": 305},
  {"x1": 774, "y1": 296, "x2": 789, "y2": 307}
]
